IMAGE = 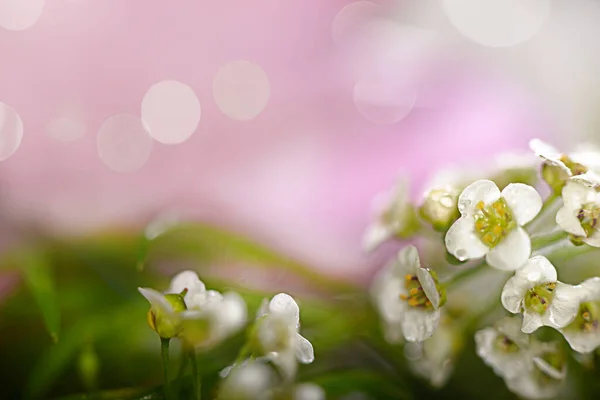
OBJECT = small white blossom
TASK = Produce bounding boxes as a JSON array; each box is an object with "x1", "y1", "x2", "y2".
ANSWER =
[
  {"x1": 138, "y1": 270, "x2": 206, "y2": 339},
  {"x1": 556, "y1": 172, "x2": 600, "y2": 246},
  {"x1": 504, "y1": 341, "x2": 566, "y2": 400},
  {"x1": 404, "y1": 316, "x2": 462, "y2": 387},
  {"x1": 218, "y1": 361, "x2": 276, "y2": 400},
  {"x1": 445, "y1": 179, "x2": 542, "y2": 271},
  {"x1": 474, "y1": 316, "x2": 532, "y2": 380},
  {"x1": 139, "y1": 270, "x2": 247, "y2": 345},
  {"x1": 254, "y1": 293, "x2": 314, "y2": 380},
  {"x1": 371, "y1": 245, "x2": 445, "y2": 343},
  {"x1": 363, "y1": 177, "x2": 417, "y2": 252},
  {"x1": 559, "y1": 277, "x2": 600, "y2": 354},
  {"x1": 294, "y1": 383, "x2": 325, "y2": 400},
  {"x1": 501, "y1": 256, "x2": 579, "y2": 333}
]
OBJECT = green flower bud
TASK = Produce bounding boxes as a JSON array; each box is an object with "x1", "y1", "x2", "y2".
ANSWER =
[
  {"x1": 419, "y1": 189, "x2": 460, "y2": 232},
  {"x1": 146, "y1": 290, "x2": 188, "y2": 339}
]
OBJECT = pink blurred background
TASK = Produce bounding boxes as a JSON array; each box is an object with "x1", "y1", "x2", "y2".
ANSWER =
[{"x1": 1, "y1": 0, "x2": 600, "y2": 279}]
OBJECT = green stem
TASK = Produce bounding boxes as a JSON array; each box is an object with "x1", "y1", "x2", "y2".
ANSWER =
[
  {"x1": 189, "y1": 349, "x2": 201, "y2": 400},
  {"x1": 530, "y1": 230, "x2": 568, "y2": 249},
  {"x1": 443, "y1": 259, "x2": 487, "y2": 287},
  {"x1": 160, "y1": 338, "x2": 170, "y2": 400},
  {"x1": 525, "y1": 194, "x2": 561, "y2": 234}
]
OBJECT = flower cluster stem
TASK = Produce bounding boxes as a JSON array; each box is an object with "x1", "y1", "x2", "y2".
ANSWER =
[
  {"x1": 160, "y1": 338, "x2": 171, "y2": 400},
  {"x1": 189, "y1": 349, "x2": 201, "y2": 400}
]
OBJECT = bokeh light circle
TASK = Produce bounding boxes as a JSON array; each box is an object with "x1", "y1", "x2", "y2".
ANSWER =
[
  {"x1": 353, "y1": 80, "x2": 416, "y2": 125},
  {"x1": 213, "y1": 61, "x2": 270, "y2": 121},
  {"x1": 442, "y1": 0, "x2": 550, "y2": 47},
  {"x1": 46, "y1": 117, "x2": 86, "y2": 142},
  {"x1": 0, "y1": 0, "x2": 45, "y2": 31},
  {"x1": 97, "y1": 114, "x2": 153, "y2": 173},
  {"x1": 331, "y1": 1, "x2": 381, "y2": 44},
  {"x1": 141, "y1": 80, "x2": 201, "y2": 145},
  {"x1": 0, "y1": 102, "x2": 24, "y2": 161}
]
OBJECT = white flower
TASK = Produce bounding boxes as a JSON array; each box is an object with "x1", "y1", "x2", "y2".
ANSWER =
[
  {"x1": 474, "y1": 316, "x2": 532, "y2": 380},
  {"x1": 504, "y1": 341, "x2": 566, "y2": 400},
  {"x1": 138, "y1": 270, "x2": 206, "y2": 339},
  {"x1": 218, "y1": 361, "x2": 276, "y2": 400},
  {"x1": 139, "y1": 270, "x2": 247, "y2": 345},
  {"x1": 501, "y1": 256, "x2": 579, "y2": 333},
  {"x1": 363, "y1": 176, "x2": 417, "y2": 252},
  {"x1": 294, "y1": 383, "x2": 325, "y2": 400},
  {"x1": 181, "y1": 290, "x2": 247, "y2": 349},
  {"x1": 404, "y1": 316, "x2": 462, "y2": 388},
  {"x1": 254, "y1": 293, "x2": 314, "y2": 380},
  {"x1": 559, "y1": 277, "x2": 600, "y2": 354},
  {"x1": 556, "y1": 172, "x2": 600, "y2": 246},
  {"x1": 445, "y1": 179, "x2": 542, "y2": 271},
  {"x1": 371, "y1": 245, "x2": 445, "y2": 343}
]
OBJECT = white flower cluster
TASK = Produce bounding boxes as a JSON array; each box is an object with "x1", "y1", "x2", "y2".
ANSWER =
[
  {"x1": 140, "y1": 271, "x2": 319, "y2": 399},
  {"x1": 367, "y1": 139, "x2": 600, "y2": 398},
  {"x1": 139, "y1": 270, "x2": 247, "y2": 346}
]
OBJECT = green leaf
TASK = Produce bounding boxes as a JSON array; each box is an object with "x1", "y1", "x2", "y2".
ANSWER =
[{"x1": 21, "y1": 249, "x2": 61, "y2": 343}]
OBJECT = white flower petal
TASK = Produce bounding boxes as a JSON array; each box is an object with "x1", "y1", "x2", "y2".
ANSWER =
[
  {"x1": 269, "y1": 349, "x2": 298, "y2": 382},
  {"x1": 381, "y1": 320, "x2": 405, "y2": 344},
  {"x1": 256, "y1": 298, "x2": 270, "y2": 319},
  {"x1": 474, "y1": 327, "x2": 529, "y2": 380},
  {"x1": 532, "y1": 357, "x2": 565, "y2": 380},
  {"x1": 457, "y1": 180, "x2": 501, "y2": 215},
  {"x1": 417, "y1": 268, "x2": 440, "y2": 309},
  {"x1": 294, "y1": 383, "x2": 325, "y2": 400},
  {"x1": 521, "y1": 309, "x2": 544, "y2": 334},
  {"x1": 294, "y1": 334, "x2": 315, "y2": 364},
  {"x1": 496, "y1": 316, "x2": 530, "y2": 348},
  {"x1": 401, "y1": 308, "x2": 440, "y2": 342},
  {"x1": 362, "y1": 222, "x2": 392, "y2": 252},
  {"x1": 560, "y1": 329, "x2": 600, "y2": 354},
  {"x1": 546, "y1": 283, "x2": 579, "y2": 329},
  {"x1": 556, "y1": 205, "x2": 586, "y2": 236},
  {"x1": 505, "y1": 372, "x2": 563, "y2": 400},
  {"x1": 570, "y1": 171, "x2": 600, "y2": 187},
  {"x1": 584, "y1": 229, "x2": 600, "y2": 247},
  {"x1": 529, "y1": 138, "x2": 560, "y2": 161},
  {"x1": 501, "y1": 183, "x2": 542, "y2": 225},
  {"x1": 394, "y1": 245, "x2": 420, "y2": 275},
  {"x1": 517, "y1": 256, "x2": 557, "y2": 283},
  {"x1": 138, "y1": 287, "x2": 173, "y2": 315},
  {"x1": 501, "y1": 275, "x2": 530, "y2": 314},
  {"x1": 562, "y1": 179, "x2": 590, "y2": 208},
  {"x1": 485, "y1": 227, "x2": 531, "y2": 271},
  {"x1": 269, "y1": 293, "x2": 300, "y2": 328},
  {"x1": 578, "y1": 277, "x2": 600, "y2": 301},
  {"x1": 445, "y1": 216, "x2": 489, "y2": 261},
  {"x1": 168, "y1": 270, "x2": 205, "y2": 295},
  {"x1": 220, "y1": 292, "x2": 248, "y2": 332},
  {"x1": 376, "y1": 279, "x2": 406, "y2": 323}
]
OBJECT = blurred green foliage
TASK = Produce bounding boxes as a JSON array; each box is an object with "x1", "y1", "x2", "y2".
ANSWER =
[{"x1": 1, "y1": 223, "x2": 598, "y2": 399}]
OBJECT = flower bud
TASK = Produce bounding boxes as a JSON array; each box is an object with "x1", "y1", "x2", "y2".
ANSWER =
[
  {"x1": 419, "y1": 189, "x2": 460, "y2": 232},
  {"x1": 144, "y1": 290, "x2": 188, "y2": 339},
  {"x1": 541, "y1": 163, "x2": 572, "y2": 194}
]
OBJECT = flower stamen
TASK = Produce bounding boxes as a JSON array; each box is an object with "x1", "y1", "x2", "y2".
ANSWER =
[{"x1": 473, "y1": 198, "x2": 516, "y2": 248}]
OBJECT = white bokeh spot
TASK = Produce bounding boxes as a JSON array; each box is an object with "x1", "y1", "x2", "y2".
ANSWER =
[
  {"x1": 0, "y1": 102, "x2": 23, "y2": 161},
  {"x1": 97, "y1": 114, "x2": 153, "y2": 173},
  {"x1": 141, "y1": 80, "x2": 201, "y2": 145},
  {"x1": 332, "y1": 1, "x2": 381, "y2": 44},
  {"x1": 213, "y1": 61, "x2": 270, "y2": 121},
  {"x1": 46, "y1": 117, "x2": 86, "y2": 142},
  {"x1": 353, "y1": 80, "x2": 416, "y2": 124},
  {"x1": 442, "y1": 0, "x2": 551, "y2": 47},
  {"x1": 0, "y1": 0, "x2": 45, "y2": 31}
]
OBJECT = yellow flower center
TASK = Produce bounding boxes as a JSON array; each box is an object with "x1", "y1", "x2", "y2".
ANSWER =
[
  {"x1": 577, "y1": 203, "x2": 600, "y2": 237},
  {"x1": 524, "y1": 282, "x2": 556, "y2": 315},
  {"x1": 399, "y1": 272, "x2": 446, "y2": 311},
  {"x1": 473, "y1": 198, "x2": 516, "y2": 248}
]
